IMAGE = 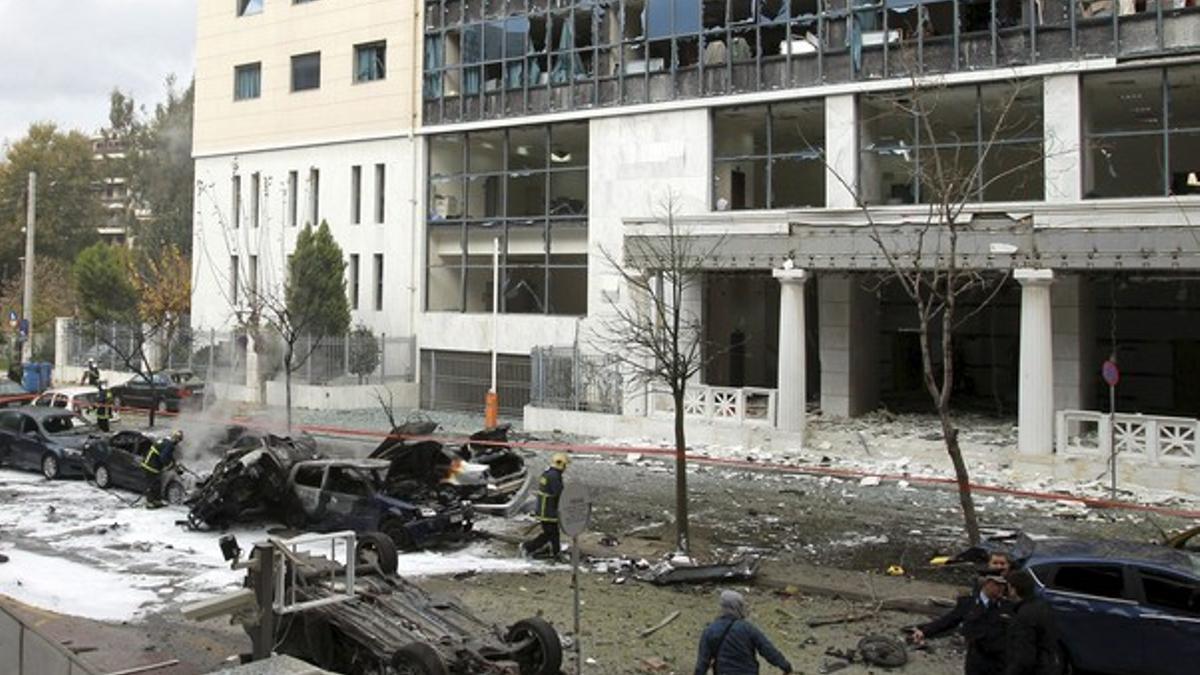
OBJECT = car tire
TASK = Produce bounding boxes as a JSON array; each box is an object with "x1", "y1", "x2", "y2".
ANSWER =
[
  {"x1": 356, "y1": 531, "x2": 399, "y2": 576},
  {"x1": 381, "y1": 518, "x2": 417, "y2": 552},
  {"x1": 506, "y1": 617, "x2": 563, "y2": 675},
  {"x1": 165, "y1": 481, "x2": 186, "y2": 505},
  {"x1": 391, "y1": 643, "x2": 449, "y2": 675},
  {"x1": 41, "y1": 454, "x2": 60, "y2": 480},
  {"x1": 94, "y1": 465, "x2": 112, "y2": 489}
]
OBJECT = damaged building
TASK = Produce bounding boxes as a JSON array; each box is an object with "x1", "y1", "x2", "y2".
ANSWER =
[{"x1": 191, "y1": 2, "x2": 1200, "y2": 477}]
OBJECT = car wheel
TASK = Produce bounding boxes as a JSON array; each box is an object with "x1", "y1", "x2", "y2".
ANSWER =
[
  {"x1": 506, "y1": 617, "x2": 563, "y2": 675},
  {"x1": 355, "y1": 531, "x2": 399, "y2": 576},
  {"x1": 390, "y1": 643, "x2": 449, "y2": 675},
  {"x1": 381, "y1": 518, "x2": 417, "y2": 552},
  {"x1": 94, "y1": 465, "x2": 112, "y2": 489},
  {"x1": 41, "y1": 454, "x2": 60, "y2": 480},
  {"x1": 165, "y1": 481, "x2": 186, "y2": 505}
]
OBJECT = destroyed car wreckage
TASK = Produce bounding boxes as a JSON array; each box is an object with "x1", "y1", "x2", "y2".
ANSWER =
[{"x1": 186, "y1": 423, "x2": 532, "y2": 550}]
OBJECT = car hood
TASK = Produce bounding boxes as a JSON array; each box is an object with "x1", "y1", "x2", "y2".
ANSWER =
[{"x1": 49, "y1": 433, "x2": 94, "y2": 451}]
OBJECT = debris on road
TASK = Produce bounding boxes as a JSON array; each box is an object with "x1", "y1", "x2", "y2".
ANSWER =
[{"x1": 638, "y1": 610, "x2": 681, "y2": 638}]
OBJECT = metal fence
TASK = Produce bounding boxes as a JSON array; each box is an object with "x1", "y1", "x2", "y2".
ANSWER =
[
  {"x1": 60, "y1": 319, "x2": 416, "y2": 387},
  {"x1": 530, "y1": 346, "x2": 623, "y2": 414},
  {"x1": 421, "y1": 349, "x2": 531, "y2": 415}
]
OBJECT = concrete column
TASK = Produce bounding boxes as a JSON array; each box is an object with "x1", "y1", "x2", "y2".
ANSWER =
[
  {"x1": 774, "y1": 268, "x2": 808, "y2": 439},
  {"x1": 819, "y1": 274, "x2": 880, "y2": 417},
  {"x1": 1043, "y1": 74, "x2": 1082, "y2": 203},
  {"x1": 53, "y1": 317, "x2": 72, "y2": 373},
  {"x1": 245, "y1": 331, "x2": 261, "y2": 403},
  {"x1": 1052, "y1": 274, "x2": 1094, "y2": 411},
  {"x1": 825, "y1": 94, "x2": 858, "y2": 208},
  {"x1": 1016, "y1": 269, "x2": 1055, "y2": 456}
]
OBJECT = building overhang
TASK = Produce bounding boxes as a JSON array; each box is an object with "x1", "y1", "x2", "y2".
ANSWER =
[{"x1": 623, "y1": 199, "x2": 1200, "y2": 271}]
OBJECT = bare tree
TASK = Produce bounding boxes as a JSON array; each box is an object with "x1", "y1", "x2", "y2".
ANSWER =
[
  {"x1": 822, "y1": 74, "x2": 1046, "y2": 545},
  {"x1": 591, "y1": 195, "x2": 724, "y2": 554}
]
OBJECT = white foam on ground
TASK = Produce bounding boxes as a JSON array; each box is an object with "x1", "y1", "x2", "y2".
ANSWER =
[{"x1": 0, "y1": 548, "x2": 160, "y2": 621}]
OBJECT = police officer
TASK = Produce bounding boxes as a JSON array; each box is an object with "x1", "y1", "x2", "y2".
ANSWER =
[
  {"x1": 81, "y1": 359, "x2": 101, "y2": 386},
  {"x1": 960, "y1": 570, "x2": 1012, "y2": 675},
  {"x1": 141, "y1": 429, "x2": 183, "y2": 508},
  {"x1": 95, "y1": 384, "x2": 114, "y2": 432},
  {"x1": 909, "y1": 551, "x2": 1013, "y2": 644},
  {"x1": 520, "y1": 453, "x2": 568, "y2": 560}
]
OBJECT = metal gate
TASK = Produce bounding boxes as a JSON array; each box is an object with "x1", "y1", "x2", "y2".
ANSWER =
[{"x1": 420, "y1": 350, "x2": 531, "y2": 415}]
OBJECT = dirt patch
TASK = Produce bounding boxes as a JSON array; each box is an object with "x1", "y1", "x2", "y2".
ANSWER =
[{"x1": 420, "y1": 570, "x2": 964, "y2": 674}]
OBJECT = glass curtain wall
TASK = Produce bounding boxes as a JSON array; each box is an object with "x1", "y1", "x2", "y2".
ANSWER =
[
  {"x1": 427, "y1": 122, "x2": 589, "y2": 315},
  {"x1": 423, "y1": 0, "x2": 1200, "y2": 123},
  {"x1": 712, "y1": 99, "x2": 826, "y2": 209}
]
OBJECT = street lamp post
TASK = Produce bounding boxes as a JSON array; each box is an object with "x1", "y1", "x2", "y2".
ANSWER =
[{"x1": 21, "y1": 172, "x2": 36, "y2": 363}]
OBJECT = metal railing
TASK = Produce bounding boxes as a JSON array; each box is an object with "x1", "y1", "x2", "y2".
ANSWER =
[
  {"x1": 650, "y1": 385, "x2": 777, "y2": 426},
  {"x1": 1056, "y1": 409, "x2": 1199, "y2": 465},
  {"x1": 530, "y1": 346, "x2": 623, "y2": 415}
]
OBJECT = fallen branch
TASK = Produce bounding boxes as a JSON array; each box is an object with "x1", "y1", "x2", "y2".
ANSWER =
[{"x1": 639, "y1": 610, "x2": 681, "y2": 638}]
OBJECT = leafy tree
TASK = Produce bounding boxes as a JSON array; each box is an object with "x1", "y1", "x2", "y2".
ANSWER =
[
  {"x1": 73, "y1": 243, "x2": 137, "y2": 323},
  {"x1": 0, "y1": 123, "x2": 101, "y2": 278},
  {"x1": 348, "y1": 324, "x2": 380, "y2": 384}
]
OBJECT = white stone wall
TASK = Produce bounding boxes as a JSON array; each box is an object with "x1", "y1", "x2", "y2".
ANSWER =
[{"x1": 192, "y1": 136, "x2": 421, "y2": 341}]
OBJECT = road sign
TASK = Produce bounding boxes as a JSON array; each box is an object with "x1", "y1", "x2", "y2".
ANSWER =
[
  {"x1": 559, "y1": 482, "x2": 591, "y2": 538},
  {"x1": 1102, "y1": 359, "x2": 1120, "y2": 388}
]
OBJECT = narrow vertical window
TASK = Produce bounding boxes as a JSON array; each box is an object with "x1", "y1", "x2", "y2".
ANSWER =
[
  {"x1": 354, "y1": 41, "x2": 387, "y2": 83},
  {"x1": 351, "y1": 165, "x2": 362, "y2": 224},
  {"x1": 373, "y1": 254, "x2": 384, "y2": 311},
  {"x1": 349, "y1": 254, "x2": 360, "y2": 310},
  {"x1": 248, "y1": 255, "x2": 258, "y2": 299},
  {"x1": 234, "y1": 63, "x2": 261, "y2": 100},
  {"x1": 250, "y1": 172, "x2": 260, "y2": 228},
  {"x1": 374, "y1": 163, "x2": 386, "y2": 223},
  {"x1": 309, "y1": 168, "x2": 320, "y2": 225},
  {"x1": 230, "y1": 255, "x2": 240, "y2": 304},
  {"x1": 231, "y1": 175, "x2": 241, "y2": 228},
  {"x1": 287, "y1": 170, "x2": 298, "y2": 226}
]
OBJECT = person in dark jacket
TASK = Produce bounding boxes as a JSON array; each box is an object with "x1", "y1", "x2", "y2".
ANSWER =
[
  {"x1": 140, "y1": 429, "x2": 182, "y2": 507},
  {"x1": 959, "y1": 571, "x2": 1012, "y2": 675},
  {"x1": 1004, "y1": 570, "x2": 1059, "y2": 675},
  {"x1": 695, "y1": 590, "x2": 792, "y2": 675},
  {"x1": 95, "y1": 385, "x2": 114, "y2": 432},
  {"x1": 909, "y1": 551, "x2": 1013, "y2": 644},
  {"x1": 81, "y1": 359, "x2": 101, "y2": 386},
  {"x1": 520, "y1": 453, "x2": 568, "y2": 559}
]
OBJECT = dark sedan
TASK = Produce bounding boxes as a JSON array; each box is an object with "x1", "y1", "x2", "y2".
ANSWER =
[
  {"x1": 111, "y1": 369, "x2": 205, "y2": 413},
  {"x1": 81, "y1": 430, "x2": 189, "y2": 504},
  {"x1": 0, "y1": 407, "x2": 96, "y2": 479},
  {"x1": 1015, "y1": 537, "x2": 1200, "y2": 675}
]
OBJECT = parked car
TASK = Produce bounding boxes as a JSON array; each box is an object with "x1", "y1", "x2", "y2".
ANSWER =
[
  {"x1": 31, "y1": 386, "x2": 121, "y2": 425},
  {"x1": 289, "y1": 459, "x2": 474, "y2": 550},
  {"x1": 110, "y1": 369, "x2": 205, "y2": 413},
  {"x1": 80, "y1": 430, "x2": 189, "y2": 504},
  {"x1": 0, "y1": 407, "x2": 96, "y2": 479},
  {"x1": 1003, "y1": 536, "x2": 1200, "y2": 675}
]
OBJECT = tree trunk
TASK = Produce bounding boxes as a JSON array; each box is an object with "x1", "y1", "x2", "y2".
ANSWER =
[
  {"x1": 285, "y1": 343, "x2": 294, "y2": 432},
  {"x1": 672, "y1": 387, "x2": 690, "y2": 554},
  {"x1": 148, "y1": 378, "x2": 157, "y2": 428},
  {"x1": 938, "y1": 407, "x2": 981, "y2": 544}
]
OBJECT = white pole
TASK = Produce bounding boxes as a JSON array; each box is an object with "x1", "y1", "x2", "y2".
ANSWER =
[
  {"x1": 491, "y1": 236, "x2": 499, "y2": 393},
  {"x1": 21, "y1": 172, "x2": 36, "y2": 363}
]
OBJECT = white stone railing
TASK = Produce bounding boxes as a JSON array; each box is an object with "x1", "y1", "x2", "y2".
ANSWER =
[
  {"x1": 650, "y1": 385, "x2": 777, "y2": 426},
  {"x1": 1056, "y1": 410, "x2": 1199, "y2": 466}
]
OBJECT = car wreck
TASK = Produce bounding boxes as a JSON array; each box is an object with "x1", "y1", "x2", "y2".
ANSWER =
[
  {"x1": 185, "y1": 531, "x2": 563, "y2": 675},
  {"x1": 82, "y1": 429, "x2": 191, "y2": 504},
  {"x1": 370, "y1": 420, "x2": 532, "y2": 514}
]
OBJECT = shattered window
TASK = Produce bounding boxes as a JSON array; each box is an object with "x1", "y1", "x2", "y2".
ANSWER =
[
  {"x1": 42, "y1": 415, "x2": 90, "y2": 434},
  {"x1": 713, "y1": 100, "x2": 825, "y2": 210},
  {"x1": 1084, "y1": 64, "x2": 1200, "y2": 198},
  {"x1": 858, "y1": 80, "x2": 1043, "y2": 204},
  {"x1": 1049, "y1": 564, "x2": 1126, "y2": 600},
  {"x1": 1139, "y1": 568, "x2": 1200, "y2": 615},
  {"x1": 426, "y1": 122, "x2": 588, "y2": 315}
]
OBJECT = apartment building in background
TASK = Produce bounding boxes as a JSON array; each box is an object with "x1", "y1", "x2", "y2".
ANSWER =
[{"x1": 193, "y1": 0, "x2": 1200, "y2": 472}]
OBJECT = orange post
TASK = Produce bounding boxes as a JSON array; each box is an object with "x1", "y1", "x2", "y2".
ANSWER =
[{"x1": 485, "y1": 390, "x2": 499, "y2": 429}]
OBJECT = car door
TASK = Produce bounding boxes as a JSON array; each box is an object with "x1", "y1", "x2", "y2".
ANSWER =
[
  {"x1": 108, "y1": 432, "x2": 143, "y2": 486},
  {"x1": 316, "y1": 467, "x2": 375, "y2": 531},
  {"x1": 1132, "y1": 566, "x2": 1200, "y2": 675},
  {"x1": 292, "y1": 465, "x2": 325, "y2": 521},
  {"x1": 0, "y1": 411, "x2": 20, "y2": 465},
  {"x1": 1039, "y1": 562, "x2": 1143, "y2": 674},
  {"x1": 10, "y1": 414, "x2": 47, "y2": 470}
]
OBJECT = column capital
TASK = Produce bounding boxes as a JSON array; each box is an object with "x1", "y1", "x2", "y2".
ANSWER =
[
  {"x1": 1014, "y1": 268, "x2": 1054, "y2": 286},
  {"x1": 773, "y1": 268, "x2": 808, "y2": 284}
]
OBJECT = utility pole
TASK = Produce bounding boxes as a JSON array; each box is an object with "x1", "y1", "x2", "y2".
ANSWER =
[{"x1": 21, "y1": 172, "x2": 36, "y2": 363}]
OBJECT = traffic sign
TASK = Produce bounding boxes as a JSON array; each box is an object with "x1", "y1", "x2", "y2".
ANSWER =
[
  {"x1": 559, "y1": 482, "x2": 591, "y2": 538},
  {"x1": 1102, "y1": 359, "x2": 1120, "y2": 388}
]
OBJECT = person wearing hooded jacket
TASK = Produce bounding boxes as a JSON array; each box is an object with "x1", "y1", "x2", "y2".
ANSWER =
[{"x1": 695, "y1": 590, "x2": 793, "y2": 675}]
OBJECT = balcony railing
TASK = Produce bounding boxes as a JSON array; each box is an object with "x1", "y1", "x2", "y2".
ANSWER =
[
  {"x1": 650, "y1": 385, "x2": 777, "y2": 426},
  {"x1": 1056, "y1": 410, "x2": 1199, "y2": 466}
]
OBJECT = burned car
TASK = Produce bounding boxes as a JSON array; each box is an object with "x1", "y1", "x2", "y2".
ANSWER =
[
  {"x1": 290, "y1": 459, "x2": 473, "y2": 550},
  {"x1": 81, "y1": 429, "x2": 190, "y2": 504},
  {"x1": 186, "y1": 425, "x2": 322, "y2": 530},
  {"x1": 370, "y1": 420, "x2": 531, "y2": 514},
  {"x1": 204, "y1": 531, "x2": 562, "y2": 675}
]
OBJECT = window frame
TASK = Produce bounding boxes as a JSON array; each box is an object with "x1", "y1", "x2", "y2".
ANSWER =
[
  {"x1": 354, "y1": 41, "x2": 388, "y2": 83},
  {"x1": 291, "y1": 51, "x2": 322, "y2": 92},
  {"x1": 234, "y1": 62, "x2": 262, "y2": 100},
  {"x1": 711, "y1": 99, "x2": 826, "y2": 210}
]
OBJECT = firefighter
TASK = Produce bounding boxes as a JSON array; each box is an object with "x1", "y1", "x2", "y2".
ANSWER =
[
  {"x1": 141, "y1": 429, "x2": 183, "y2": 508},
  {"x1": 81, "y1": 359, "x2": 101, "y2": 386},
  {"x1": 520, "y1": 453, "x2": 568, "y2": 560},
  {"x1": 95, "y1": 384, "x2": 114, "y2": 432}
]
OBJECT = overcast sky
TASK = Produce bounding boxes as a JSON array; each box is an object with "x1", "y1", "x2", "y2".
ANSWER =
[{"x1": 0, "y1": 0, "x2": 195, "y2": 148}]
